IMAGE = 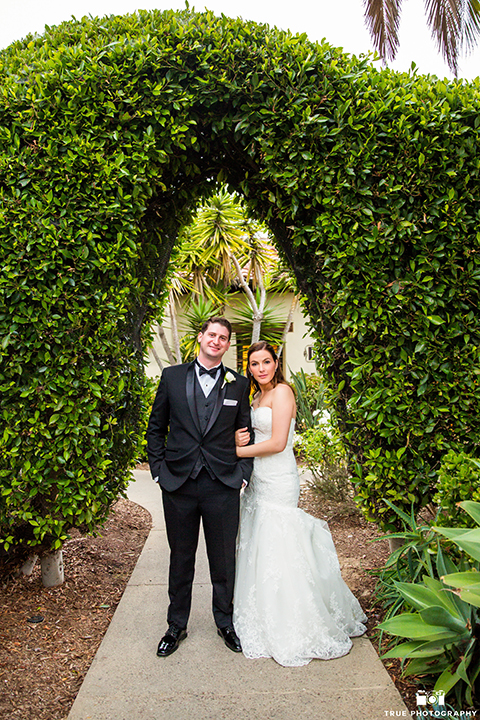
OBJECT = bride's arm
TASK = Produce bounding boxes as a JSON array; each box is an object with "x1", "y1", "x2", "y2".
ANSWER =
[{"x1": 236, "y1": 384, "x2": 296, "y2": 458}]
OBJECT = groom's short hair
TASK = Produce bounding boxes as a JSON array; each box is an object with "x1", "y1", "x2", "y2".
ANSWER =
[{"x1": 200, "y1": 317, "x2": 232, "y2": 341}]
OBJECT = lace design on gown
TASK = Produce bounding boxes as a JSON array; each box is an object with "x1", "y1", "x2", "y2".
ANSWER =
[{"x1": 233, "y1": 406, "x2": 367, "y2": 667}]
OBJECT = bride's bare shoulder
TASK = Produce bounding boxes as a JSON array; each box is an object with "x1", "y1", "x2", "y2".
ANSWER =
[
  {"x1": 272, "y1": 382, "x2": 295, "y2": 402},
  {"x1": 271, "y1": 383, "x2": 296, "y2": 418}
]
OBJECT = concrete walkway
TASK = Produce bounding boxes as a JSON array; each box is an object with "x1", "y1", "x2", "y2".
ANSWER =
[{"x1": 67, "y1": 469, "x2": 409, "y2": 720}]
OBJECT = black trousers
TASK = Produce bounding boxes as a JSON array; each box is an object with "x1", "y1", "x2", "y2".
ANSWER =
[{"x1": 161, "y1": 468, "x2": 240, "y2": 629}]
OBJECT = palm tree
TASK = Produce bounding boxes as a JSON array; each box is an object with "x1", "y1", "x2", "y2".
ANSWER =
[
  {"x1": 189, "y1": 191, "x2": 277, "y2": 342},
  {"x1": 230, "y1": 291, "x2": 287, "y2": 348},
  {"x1": 153, "y1": 190, "x2": 299, "y2": 366},
  {"x1": 189, "y1": 191, "x2": 251, "y2": 289},
  {"x1": 363, "y1": 0, "x2": 480, "y2": 76}
]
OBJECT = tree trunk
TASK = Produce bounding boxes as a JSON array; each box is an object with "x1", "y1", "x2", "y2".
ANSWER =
[
  {"x1": 251, "y1": 266, "x2": 266, "y2": 344},
  {"x1": 277, "y1": 296, "x2": 298, "y2": 359},
  {"x1": 151, "y1": 344, "x2": 164, "y2": 372},
  {"x1": 388, "y1": 537, "x2": 404, "y2": 553},
  {"x1": 157, "y1": 325, "x2": 176, "y2": 366},
  {"x1": 16, "y1": 554, "x2": 38, "y2": 577},
  {"x1": 169, "y1": 293, "x2": 182, "y2": 364},
  {"x1": 41, "y1": 549, "x2": 64, "y2": 587},
  {"x1": 230, "y1": 254, "x2": 264, "y2": 343}
]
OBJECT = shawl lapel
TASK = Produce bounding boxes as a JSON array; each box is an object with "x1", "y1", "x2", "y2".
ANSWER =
[
  {"x1": 185, "y1": 362, "x2": 202, "y2": 436},
  {"x1": 204, "y1": 367, "x2": 227, "y2": 436}
]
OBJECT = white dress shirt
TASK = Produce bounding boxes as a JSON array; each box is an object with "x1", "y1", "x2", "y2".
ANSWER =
[{"x1": 195, "y1": 361, "x2": 221, "y2": 397}]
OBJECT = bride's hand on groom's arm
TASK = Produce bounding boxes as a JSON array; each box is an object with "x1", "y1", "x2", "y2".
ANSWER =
[
  {"x1": 235, "y1": 428, "x2": 250, "y2": 449},
  {"x1": 235, "y1": 428, "x2": 249, "y2": 458}
]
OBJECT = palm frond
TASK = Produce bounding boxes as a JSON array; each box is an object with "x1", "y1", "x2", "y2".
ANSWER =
[
  {"x1": 462, "y1": 0, "x2": 480, "y2": 54},
  {"x1": 242, "y1": 235, "x2": 278, "y2": 288},
  {"x1": 364, "y1": 0, "x2": 480, "y2": 76},
  {"x1": 189, "y1": 195, "x2": 250, "y2": 284},
  {"x1": 230, "y1": 293, "x2": 286, "y2": 346},
  {"x1": 424, "y1": 0, "x2": 462, "y2": 75},
  {"x1": 363, "y1": 0, "x2": 403, "y2": 62}
]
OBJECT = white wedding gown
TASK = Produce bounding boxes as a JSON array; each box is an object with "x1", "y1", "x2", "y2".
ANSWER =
[{"x1": 233, "y1": 406, "x2": 367, "y2": 667}]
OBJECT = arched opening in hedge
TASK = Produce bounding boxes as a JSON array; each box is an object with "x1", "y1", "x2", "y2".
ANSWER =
[{"x1": 1, "y1": 8, "x2": 479, "y2": 560}]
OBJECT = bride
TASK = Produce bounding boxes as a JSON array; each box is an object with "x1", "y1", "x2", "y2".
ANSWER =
[{"x1": 233, "y1": 341, "x2": 367, "y2": 667}]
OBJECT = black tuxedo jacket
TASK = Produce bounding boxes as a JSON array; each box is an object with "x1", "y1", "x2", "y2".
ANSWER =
[{"x1": 147, "y1": 361, "x2": 253, "y2": 491}]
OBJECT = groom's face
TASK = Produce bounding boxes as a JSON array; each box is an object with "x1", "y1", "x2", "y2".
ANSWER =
[{"x1": 197, "y1": 323, "x2": 231, "y2": 365}]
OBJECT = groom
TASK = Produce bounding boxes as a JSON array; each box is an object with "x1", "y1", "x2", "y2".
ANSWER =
[{"x1": 147, "y1": 317, "x2": 253, "y2": 657}]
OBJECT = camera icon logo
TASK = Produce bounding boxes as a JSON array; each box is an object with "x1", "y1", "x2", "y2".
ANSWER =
[{"x1": 416, "y1": 690, "x2": 446, "y2": 706}]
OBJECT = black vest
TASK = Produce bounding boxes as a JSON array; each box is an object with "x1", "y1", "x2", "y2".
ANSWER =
[
  {"x1": 190, "y1": 371, "x2": 222, "y2": 478},
  {"x1": 194, "y1": 372, "x2": 220, "y2": 434}
]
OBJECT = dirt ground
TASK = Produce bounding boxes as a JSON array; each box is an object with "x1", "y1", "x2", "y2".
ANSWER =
[
  {"x1": 0, "y1": 498, "x2": 152, "y2": 720},
  {"x1": 0, "y1": 483, "x2": 418, "y2": 720}
]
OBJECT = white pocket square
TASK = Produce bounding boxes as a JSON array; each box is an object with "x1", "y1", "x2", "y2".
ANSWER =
[{"x1": 223, "y1": 399, "x2": 238, "y2": 406}]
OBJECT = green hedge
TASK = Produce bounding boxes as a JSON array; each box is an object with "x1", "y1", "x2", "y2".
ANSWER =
[{"x1": 1, "y1": 8, "x2": 479, "y2": 555}]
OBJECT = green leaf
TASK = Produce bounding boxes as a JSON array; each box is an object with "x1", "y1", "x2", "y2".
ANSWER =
[
  {"x1": 403, "y1": 656, "x2": 449, "y2": 678},
  {"x1": 434, "y1": 667, "x2": 463, "y2": 695},
  {"x1": 458, "y1": 501, "x2": 480, "y2": 525},
  {"x1": 422, "y1": 575, "x2": 467, "y2": 619},
  {"x1": 427, "y1": 315, "x2": 444, "y2": 325},
  {"x1": 455, "y1": 589, "x2": 480, "y2": 608},
  {"x1": 419, "y1": 606, "x2": 467, "y2": 634},
  {"x1": 434, "y1": 527, "x2": 480, "y2": 562},
  {"x1": 393, "y1": 581, "x2": 462, "y2": 618},
  {"x1": 441, "y1": 570, "x2": 480, "y2": 592},
  {"x1": 382, "y1": 639, "x2": 446, "y2": 659},
  {"x1": 383, "y1": 499, "x2": 415, "y2": 528},
  {"x1": 378, "y1": 613, "x2": 460, "y2": 640}
]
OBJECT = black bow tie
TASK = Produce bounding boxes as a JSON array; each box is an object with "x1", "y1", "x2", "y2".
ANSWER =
[{"x1": 197, "y1": 364, "x2": 220, "y2": 379}]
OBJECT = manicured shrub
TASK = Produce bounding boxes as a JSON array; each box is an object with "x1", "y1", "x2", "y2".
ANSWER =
[
  {"x1": 434, "y1": 450, "x2": 480, "y2": 528},
  {"x1": 1, "y1": 7, "x2": 479, "y2": 559}
]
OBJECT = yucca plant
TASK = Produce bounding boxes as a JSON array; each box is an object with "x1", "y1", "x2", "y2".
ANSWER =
[
  {"x1": 289, "y1": 369, "x2": 325, "y2": 432},
  {"x1": 230, "y1": 292, "x2": 286, "y2": 347},
  {"x1": 378, "y1": 501, "x2": 480, "y2": 708}
]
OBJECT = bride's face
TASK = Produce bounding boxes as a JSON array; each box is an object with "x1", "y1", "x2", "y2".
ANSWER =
[{"x1": 248, "y1": 349, "x2": 278, "y2": 388}]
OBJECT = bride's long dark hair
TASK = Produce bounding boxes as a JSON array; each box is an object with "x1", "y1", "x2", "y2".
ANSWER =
[{"x1": 246, "y1": 341, "x2": 291, "y2": 395}]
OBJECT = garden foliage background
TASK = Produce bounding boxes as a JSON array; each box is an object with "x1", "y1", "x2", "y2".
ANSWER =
[{"x1": 1, "y1": 7, "x2": 479, "y2": 557}]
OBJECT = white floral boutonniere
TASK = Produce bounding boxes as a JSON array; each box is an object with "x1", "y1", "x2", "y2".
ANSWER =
[{"x1": 222, "y1": 370, "x2": 236, "y2": 389}]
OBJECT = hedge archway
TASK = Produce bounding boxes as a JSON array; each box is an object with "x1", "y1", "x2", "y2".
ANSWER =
[{"x1": 1, "y1": 8, "x2": 480, "y2": 558}]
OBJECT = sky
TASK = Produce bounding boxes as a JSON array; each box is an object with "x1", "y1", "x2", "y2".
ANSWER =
[{"x1": 1, "y1": 0, "x2": 479, "y2": 81}]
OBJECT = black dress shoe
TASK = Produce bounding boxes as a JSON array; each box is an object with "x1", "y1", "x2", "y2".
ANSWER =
[
  {"x1": 156, "y1": 624, "x2": 187, "y2": 657},
  {"x1": 217, "y1": 625, "x2": 242, "y2": 653}
]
